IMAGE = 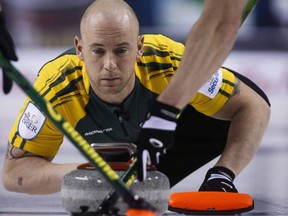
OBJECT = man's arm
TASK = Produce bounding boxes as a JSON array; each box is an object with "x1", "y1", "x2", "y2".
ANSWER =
[
  {"x1": 2, "y1": 142, "x2": 79, "y2": 194},
  {"x1": 211, "y1": 77, "x2": 270, "y2": 176},
  {"x1": 198, "y1": 77, "x2": 270, "y2": 192},
  {"x1": 158, "y1": 0, "x2": 246, "y2": 109},
  {"x1": 136, "y1": 0, "x2": 248, "y2": 180}
]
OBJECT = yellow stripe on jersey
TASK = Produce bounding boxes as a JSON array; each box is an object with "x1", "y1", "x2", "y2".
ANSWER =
[
  {"x1": 191, "y1": 68, "x2": 235, "y2": 116},
  {"x1": 35, "y1": 54, "x2": 90, "y2": 127},
  {"x1": 8, "y1": 98, "x2": 64, "y2": 157},
  {"x1": 135, "y1": 34, "x2": 236, "y2": 117},
  {"x1": 135, "y1": 34, "x2": 184, "y2": 94},
  {"x1": 9, "y1": 53, "x2": 90, "y2": 157}
]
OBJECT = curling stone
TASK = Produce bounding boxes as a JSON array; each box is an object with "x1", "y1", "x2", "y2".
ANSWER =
[{"x1": 61, "y1": 143, "x2": 170, "y2": 215}]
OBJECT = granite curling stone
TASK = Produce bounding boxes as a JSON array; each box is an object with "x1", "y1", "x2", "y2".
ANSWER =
[{"x1": 61, "y1": 143, "x2": 170, "y2": 215}]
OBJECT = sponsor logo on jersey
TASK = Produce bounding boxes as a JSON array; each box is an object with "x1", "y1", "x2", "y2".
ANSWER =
[
  {"x1": 84, "y1": 128, "x2": 113, "y2": 136},
  {"x1": 18, "y1": 102, "x2": 46, "y2": 140},
  {"x1": 198, "y1": 69, "x2": 223, "y2": 99}
]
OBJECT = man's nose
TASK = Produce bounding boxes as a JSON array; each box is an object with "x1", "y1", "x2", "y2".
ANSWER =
[{"x1": 104, "y1": 54, "x2": 116, "y2": 71}]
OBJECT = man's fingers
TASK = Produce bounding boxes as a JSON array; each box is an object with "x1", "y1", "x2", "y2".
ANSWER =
[
  {"x1": 156, "y1": 152, "x2": 160, "y2": 164},
  {"x1": 141, "y1": 150, "x2": 151, "y2": 181},
  {"x1": 142, "y1": 149, "x2": 151, "y2": 166},
  {"x1": 2, "y1": 69, "x2": 13, "y2": 94},
  {"x1": 0, "y1": 31, "x2": 18, "y2": 61},
  {"x1": 136, "y1": 149, "x2": 152, "y2": 181}
]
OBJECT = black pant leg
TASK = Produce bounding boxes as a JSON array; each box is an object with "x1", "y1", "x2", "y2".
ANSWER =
[{"x1": 156, "y1": 106, "x2": 231, "y2": 187}]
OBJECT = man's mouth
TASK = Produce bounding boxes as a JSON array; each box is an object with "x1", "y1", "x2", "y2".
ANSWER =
[{"x1": 101, "y1": 77, "x2": 120, "y2": 85}]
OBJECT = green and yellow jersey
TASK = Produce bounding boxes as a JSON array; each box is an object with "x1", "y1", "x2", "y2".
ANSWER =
[{"x1": 9, "y1": 34, "x2": 235, "y2": 158}]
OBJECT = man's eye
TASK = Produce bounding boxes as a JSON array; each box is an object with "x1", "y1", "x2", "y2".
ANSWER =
[
  {"x1": 93, "y1": 49, "x2": 105, "y2": 55},
  {"x1": 115, "y1": 48, "x2": 128, "y2": 55}
]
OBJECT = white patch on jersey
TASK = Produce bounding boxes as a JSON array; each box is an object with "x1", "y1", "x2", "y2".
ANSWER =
[
  {"x1": 18, "y1": 102, "x2": 46, "y2": 140},
  {"x1": 198, "y1": 69, "x2": 223, "y2": 99}
]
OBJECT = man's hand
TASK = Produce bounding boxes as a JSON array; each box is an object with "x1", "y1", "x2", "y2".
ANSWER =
[
  {"x1": 199, "y1": 166, "x2": 238, "y2": 193},
  {"x1": 136, "y1": 100, "x2": 181, "y2": 181},
  {"x1": 0, "y1": 11, "x2": 18, "y2": 94}
]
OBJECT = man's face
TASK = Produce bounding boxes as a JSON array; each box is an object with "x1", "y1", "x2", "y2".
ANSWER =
[{"x1": 75, "y1": 15, "x2": 142, "y2": 103}]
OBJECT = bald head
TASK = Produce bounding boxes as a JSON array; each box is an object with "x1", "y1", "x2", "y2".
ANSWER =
[{"x1": 80, "y1": 0, "x2": 139, "y2": 38}]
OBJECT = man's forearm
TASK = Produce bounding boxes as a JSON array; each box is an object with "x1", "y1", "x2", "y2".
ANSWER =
[
  {"x1": 2, "y1": 157, "x2": 79, "y2": 194},
  {"x1": 157, "y1": 0, "x2": 246, "y2": 109}
]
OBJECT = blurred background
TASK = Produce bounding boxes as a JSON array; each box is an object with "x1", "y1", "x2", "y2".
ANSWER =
[
  {"x1": 0, "y1": 0, "x2": 287, "y2": 215},
  {"x1": 2, "y1": 0, "x2": 288, "y2": 49}
]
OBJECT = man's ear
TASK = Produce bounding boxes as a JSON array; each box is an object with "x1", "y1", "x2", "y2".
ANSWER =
[
  {"x1": 74, "y1": 36, "x2": 84, "y2": 60},
  {"x1": 136, "y1": 35, "x2": 144, "y2": 60}
]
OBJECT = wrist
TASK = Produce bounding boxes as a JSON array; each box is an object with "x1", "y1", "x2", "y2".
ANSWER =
[
  {"x1": 150, "y1": 100, "x2": 181, "y2": 122},
  {"x1": 206, "y1": 166, "x2": 235, "y2": 182},
  {"x1": 141, "y1": 115, "x2": 177, "y2": 130}
]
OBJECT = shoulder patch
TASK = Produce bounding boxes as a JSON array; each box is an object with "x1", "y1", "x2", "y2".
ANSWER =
[
  {"x1": 198, "y1": 69, "x2": 223, "y2": 99},
  {"x1": 18, "y1": 102, "x2": 46, "y2": 140}
]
